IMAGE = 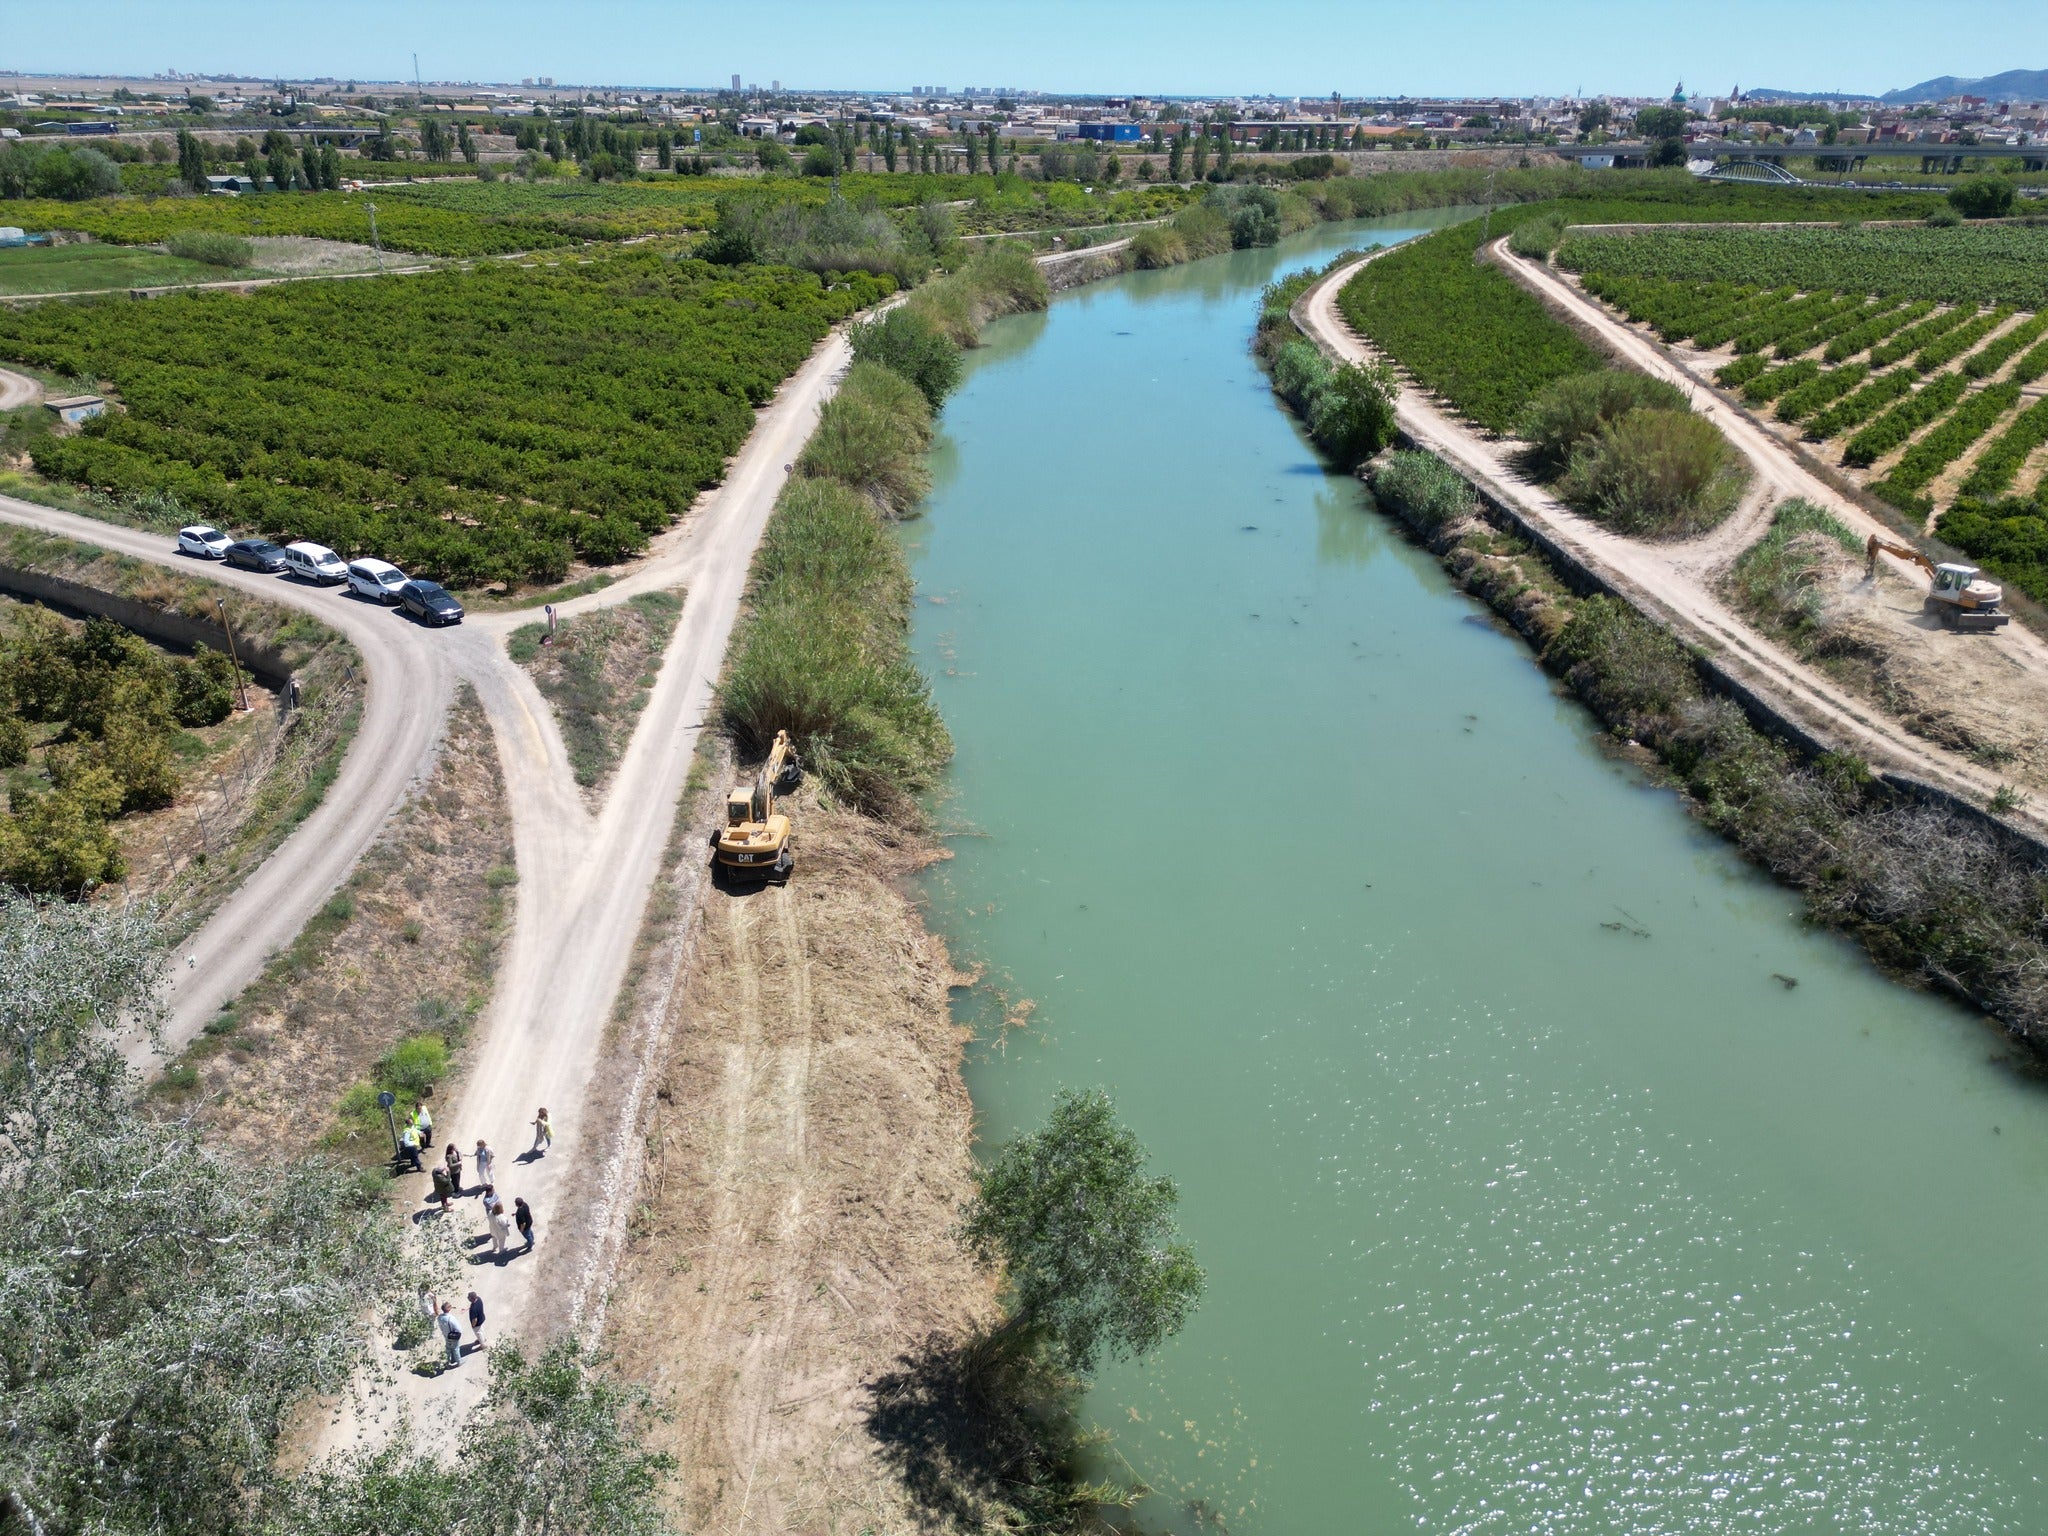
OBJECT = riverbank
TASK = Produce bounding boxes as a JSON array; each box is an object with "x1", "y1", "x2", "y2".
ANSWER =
[
  {"x1": 600, "y1": 245, "x2": 1121, "y2": 1531},
  {"x1": 1282, "y1": 248, "x2": 2048, "y2": 1043},
  {"x1": 900, "y1": 209, "x2": 2048, "y2": 1533}
]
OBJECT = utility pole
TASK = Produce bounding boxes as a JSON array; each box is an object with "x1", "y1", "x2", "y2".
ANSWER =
[
  {"x1": 214, "y1": 596, "x2": 251, "y2": 712},
  {"x1": 1481, "y1": 166, "x2": 1498, "y2": 247},
  {"x1": 364, "y1": 201, "x2": 385, "y2": 271}
]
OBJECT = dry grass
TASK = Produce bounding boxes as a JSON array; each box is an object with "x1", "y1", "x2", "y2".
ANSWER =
[
  {"x1": 157, "y1": 684, "x2": 514, "y2": 1156},
  {"x1": 510, "y1": 590, "x2": 682, "y2": 796},
  {"x1": 603, "y1": 793, "x2": 998, "y2": 1535}
]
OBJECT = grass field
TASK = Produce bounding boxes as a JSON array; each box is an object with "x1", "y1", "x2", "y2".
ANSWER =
[{"x1": 0, "y1": 244, "x2": 246, "y2": 296}]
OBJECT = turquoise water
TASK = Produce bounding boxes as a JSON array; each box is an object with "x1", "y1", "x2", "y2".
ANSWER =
[{"x1": 905, "y1": 213, "x2": 2048, "y2": 1533}]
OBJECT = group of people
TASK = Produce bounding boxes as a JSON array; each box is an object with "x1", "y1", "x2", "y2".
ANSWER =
[
  {"x1": 420, "y1": 1285, "x2": 486, "y2": 1368},
  {"x1": 400, "y1": 1104, "x2": 556, "y2": 1370}
]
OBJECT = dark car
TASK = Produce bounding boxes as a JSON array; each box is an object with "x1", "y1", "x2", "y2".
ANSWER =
[
  {"x1": 223, "y1": 538, "x2": 289, "y2": 573},
  {"x1": 398, "y1": 579, "x2": 464, "y2": 626}
]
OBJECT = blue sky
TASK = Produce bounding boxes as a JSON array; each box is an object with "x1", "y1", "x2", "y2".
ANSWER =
[{"x1": 9, "y1": 1, "x2": 2042, "y2": 98}]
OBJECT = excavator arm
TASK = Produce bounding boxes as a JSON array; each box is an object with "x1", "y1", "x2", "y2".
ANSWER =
[{"x1": 1865, "y1": 534, "x2": 1935, "y2": 581}]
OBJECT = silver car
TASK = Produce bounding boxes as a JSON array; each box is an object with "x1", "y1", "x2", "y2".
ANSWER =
[{"x1": 345, "y1": 557, "x2": 410, "y2": 604}]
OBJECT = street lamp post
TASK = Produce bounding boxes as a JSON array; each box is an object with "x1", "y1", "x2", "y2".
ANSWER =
[{"x1": 214, "y1": 597, "x2": 251, "y2": 712}]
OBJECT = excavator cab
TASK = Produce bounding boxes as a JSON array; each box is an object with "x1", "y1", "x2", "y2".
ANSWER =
[
  {"x1": 1866, "y1": 535, "x2": 2009, "y2": 632},
  {"x1": 713, "y1": 730, "x2": 800, "y2": 880}
]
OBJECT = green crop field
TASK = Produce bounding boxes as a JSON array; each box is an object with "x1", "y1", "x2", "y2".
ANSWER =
[
  {"x1": 0, "y1": 252, "x2": 891, "y2": 586},
  {"x1": 1558, "y1": 223, "x2": 2048, "y2": 310},
  {"x1": 0, "y1": 244, "x2": 253, "y2": 296},
  {"x1": 0, "y1": 191, "x2": 570, "y2": 258},
  {"x1": 1337, "y1": 181, "x2": 1939, "y2": 432}
]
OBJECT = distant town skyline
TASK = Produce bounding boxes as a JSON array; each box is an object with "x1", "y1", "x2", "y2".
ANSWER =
[{"x1": 6, "y1": 0, "x2": 2041, "y2": 100}]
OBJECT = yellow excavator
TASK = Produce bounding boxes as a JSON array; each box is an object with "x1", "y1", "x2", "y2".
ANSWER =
[
  {"x1": 713, "y1": 729, "x2": 801, "y2": 879},
  {"x1": 1865, "y1": 534, "x2": 2010, "y2": 632}
]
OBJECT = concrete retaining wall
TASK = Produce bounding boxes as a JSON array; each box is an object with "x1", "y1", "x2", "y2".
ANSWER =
[{"x1": 0, "y1": 562, "x2": 293, "y2": 685}]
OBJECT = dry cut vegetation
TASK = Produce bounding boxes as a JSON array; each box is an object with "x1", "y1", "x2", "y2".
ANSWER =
[{"x1": 604, "y1": 797, "x2": 999, "y2": 1535}]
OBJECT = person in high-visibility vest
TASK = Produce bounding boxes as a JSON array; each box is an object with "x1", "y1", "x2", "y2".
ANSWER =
[
  {"x1": 413, "y1": 1100, "x2": 433, "y2": 1148},
  {"x1": 399, "y1": 1121, "x2": 424, "y2": 1172}
]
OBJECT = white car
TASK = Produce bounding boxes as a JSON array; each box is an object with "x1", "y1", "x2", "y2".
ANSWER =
[
  {"x1": 281, "y1": 540, "x2": 349, "y2": 585},
  {"x1": 177, "y1": 524, "x2": 232, "y2": 559},
  {"x1": 345, "y1": 557, "x2": 410, "y2": 604}
]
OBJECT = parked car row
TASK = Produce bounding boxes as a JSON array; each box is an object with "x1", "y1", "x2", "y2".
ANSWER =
[{"x1": 177, "y1": 525, "x2": 465, "y2": 626}]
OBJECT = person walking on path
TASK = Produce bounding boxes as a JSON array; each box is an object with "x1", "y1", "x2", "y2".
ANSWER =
[
  {"x1": 467, "y1": 1291, "x2": 486, "y2": 1350},
  {"x1": 438, "y1": 1301, "x2": 463, "y2": 1368},
  {"x1": 474, "y1": 1138, "x2": 495, "y2": 1189},
  {"x1": 430, "y1": 1164, "x2": 454, "y2": 1215},
  {"x1": 444, "y1": 1142, "x2": 464, "y2": 1194},
  {"x1": 514, "y1": 1197, "x2": 534, "y2": 1253},
  {"x1": 399, "y1": 1121, "x2": 423, "y2": 1173},
  {"x1": 530, "y1": 1107, "x2": 553, "y2": 1155},
  {"x1": 413, "y1": 1100, "x2": 433, "y2": 1149}
]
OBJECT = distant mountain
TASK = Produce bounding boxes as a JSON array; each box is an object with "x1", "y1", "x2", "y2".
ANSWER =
[
  {"x1": 1880, "y1": 69, "x2": 2048, "y2": 104},
  {"x1": 1739, "y1": 68, "x2": 2048, "y2": 106}
]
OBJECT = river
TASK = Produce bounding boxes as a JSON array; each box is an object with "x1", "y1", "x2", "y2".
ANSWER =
[{"x1": 904, "y1": 211, "x2": 2048, "y2": 1533}]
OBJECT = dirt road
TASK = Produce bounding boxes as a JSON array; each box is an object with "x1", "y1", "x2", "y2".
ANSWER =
[
  {"x1": 0, "y1": 495, "x2": 456, "y2": 1059},
  {"x1": 1295, "y1": 252, "x2": 2048, "y2": 831},
  {"x1": 0, "y1": 367, "x2": 43, "y2": 410}
]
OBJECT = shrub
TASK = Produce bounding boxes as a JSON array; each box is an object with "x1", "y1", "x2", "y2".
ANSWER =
[
  {"x1": 166, "y1": 232, "x2": 256, "y2": 269},
  {"x1": 1307, "y1": 359, "x2": 1399, "y2": 467},
  {"x1": 1925, "y1": 207, "x2": 1962, "y2": 228},
  {"x1": 1518, "y1": 368, "x2": 1688, "y2": 480},
  {"x1": 1128, "y1": 226, "x2": 1189, "y2": 268},
  {"x1": 1169, "y1": 201, "x2": 1232, "y2": 258},
  {"x1": 720, "y1": 478, "x2": 949, "y2": 813},
  {"x1": 376, "y1": 1034, "x2": 450, "y2": 1103},
  {"x1": 1725, "y1": 497, "x2": 1861, "y2": 637},
  {"x1": 849, "y1": 307, "x2": 961, "y2": 408},
  {"x1": 1506, "y1": 214, "x2": 1565, "y2": 258},
  {"x1": 1547, "y1": 595, "x2": 1701, "y2": 740},
  {"x1": 1948, "y1": 178, "x2": 2015, "y2": 220},
  {"x1": 1559, "y1": 406, "x2": 1748, "y2": 538},
  {"x1": 795, "y1": 361, "x2": 933, "y2": 516},
  {"x1": 1370, "y1": 449, "x2": 1477, "y2": 532},
  {"x1": 1268, "y1": 341, "x2": 1397, "y2": 467}
]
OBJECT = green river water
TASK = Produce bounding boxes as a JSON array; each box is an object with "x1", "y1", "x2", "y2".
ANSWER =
[{"x1": 903, "y1": 212, "x2": 2048, "y2": 1533}]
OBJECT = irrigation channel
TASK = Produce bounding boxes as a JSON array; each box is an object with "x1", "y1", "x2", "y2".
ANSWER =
[{"x1": 905, "y1": 210, "x2": 2048, "y2": 1533}]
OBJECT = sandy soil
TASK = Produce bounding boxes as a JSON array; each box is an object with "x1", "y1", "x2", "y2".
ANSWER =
[
  {"x1": 245, "y1": 236, "x2": 392, "y2": 276},
  {"x1": 0, "y1": 367, "x2": 42, "y2": 411},
  {"x1": 164, "y1": 683, "x2": 513, "y2": 1155},
  {"x1": 604, "y1": 794, "x2": 993, "y2": 1536},
  {"x1": 1296, "y1": 249, "x2": 2048, "y2": 830}
]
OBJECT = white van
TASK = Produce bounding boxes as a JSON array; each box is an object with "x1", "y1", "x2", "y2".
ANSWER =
[
  {"x1": 281, "y1": 541, "x2": 348, "y2": 584},
  {"x1": 345, "y1": 557, "x2": 409, "y2": 603}
]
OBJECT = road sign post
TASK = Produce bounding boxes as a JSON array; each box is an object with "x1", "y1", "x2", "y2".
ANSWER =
[{"x1": 378, "y1": 1089, "x2": 400, "y2": 1159}]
